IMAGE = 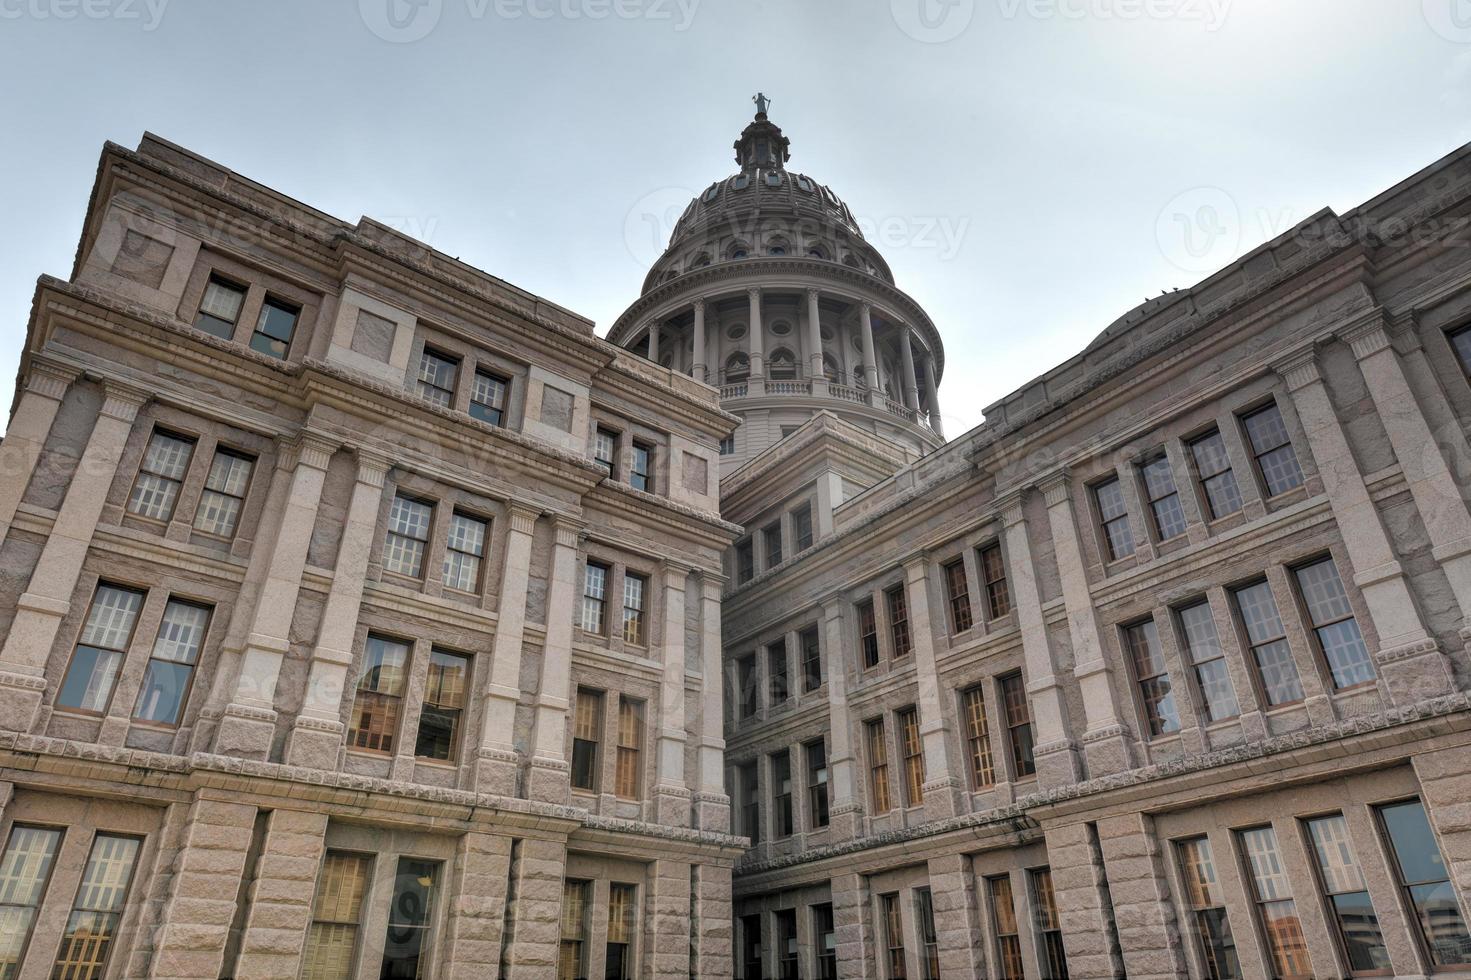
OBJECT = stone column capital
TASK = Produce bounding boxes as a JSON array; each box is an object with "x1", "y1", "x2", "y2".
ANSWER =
[
  {"x1": 1339, "y1": 313, "x2": 1393, "y2": 361},
  {"x1": 293, "y1": 433, "x2": 339, "y2": 472},
  {"x1": 700, "y1": 572, "x2": 726, "y2": 601},
  {"x1": 691, "y1": 297, "x2": 706, "y2": 314},
  {"x1": 747, "y1": 286, "x2": 762, "y2": 301},
  {"x1": 550, "y1": 516, "x2": 585, "y2": 549},
  {"x1": 859, "y1": 301, "x2": 873, "y2": 319},
  {"x1": 996, "y1": 487, "x2": 1029, "y2": 527},
  {"x1": 901, "y1": 554, "x2": 929, "y2": 580},
  {"x1": 1272, "y1": 346, "x2": 1322, "y2": 392},
  {"x1": 25, "y1": 362, "x2": 80, "y2": 400},
  {"x1": 99, "y1": 379, "x2": 151, "y2": 422},
  {"x1": 352, "y1": 448, "x2": 392, "y2": 488},
  {"x1": 806, "y1": 287, "x2": 821, "y2": 303},
  {"x1": 662, "y1": 558, "x2": 693, "y2": 583},
  {"x1": 1037, "y1": 469, "x2": 1072, "y2": 507},
  {"x1": 506, "y1": 504, "x2": 541, "y2": 535}
]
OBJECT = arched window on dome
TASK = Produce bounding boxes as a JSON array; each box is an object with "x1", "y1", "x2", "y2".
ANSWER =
[
  {"x1": 724, "y1": 352, "x2": 750, "y2": 384},
  {"x1": 806, "y1": 243, "x2": 831, "y2": 260},
  {"x1": 728, "y1": 241, "x2": 751, "y2": 260},
  {"x1": 822, "y1": 354, "x2": 841, "y2": 382},
  {"x1": 852, "y1": 367, "x2": 866, "y2": 388},
  {"x1": 795, "y1": 175, "x2": 815, "y2": 193},
  {"x1": 660, "y1": 268, "x2": 679, "y2": 283},
  {"x1": 842, "y1": 254, "x2": 861, "y2": 269},
  {"x1": 690, "y1": 252, "x2": 711, "y2": 269},
  {"x1": 768, "y1": 348, "x2": 798, "y2": 381},
  {"x1": 767, "y1": 244, "x2": 787, "y2": 257}
]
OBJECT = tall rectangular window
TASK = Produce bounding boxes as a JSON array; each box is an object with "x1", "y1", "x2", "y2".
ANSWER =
[
  {"x1": 944, "y1": 558, "x2": 973, "y2": 633},
  {"x1": 898, "y1": 707, "x2": 925, "y2": 807},
  {"x1": 132, "y1": 598, "x2": 211, "y2": 727},
  {"x1": 416, "y1": 347, "x2": 458, "y2": 407},
  {"x1": 442, "y1": 511, "x2": 487, "y2": 594},
  {"x1": 1238, "y1": 826, "x2": 1313, "y2": 979},
  {"x1": 1124, "y1": 618, "x2": 1181, "y2": 737},
  {"x1": 813, "y1": 903, "x2": 837, "y2": 980},
  {"x1": 559, "y1": 880, "x2": 590, "y2": 980},
  {"x1": 194, "y1": 275, "x2": 245, "y2": 339},
  {"x1": 128, "y1": 429, "x2": 195, "y2": 521},
  {"x1": 1378, "y1": 798, "x2": 1471, "y2": 967},
  {"x1": 1242, "y1": 402, "x2": 1304, "y2": 497},
  {"x1": 302, "y1": 852, "x2": 371, "y2": 980},
  {"x1": 764, "y1": 520, "x2": 783, "y2": 569},
  {"x1": 348, "y1": 635, "x2": 410, "y2": 753},
  {"x1": 1177, "y1": 601, "x2": 1239, "y2": 723},
  {"x1": 606, "y1": 883, "x2": 637, "y2": 980},
  {"x1": 58, "y1": 583, "x2": 145, "y2": 714},
  {"x1": 469, "y1": 369, "x2": 509, "y2": 426},
  {"x1": 630, "y1": 442, "x2": 653, "y2": 492},
  {"x1": 250, "y1": 297, "x2": 298, "y2": 359},
  {"x1": 962, "y1": 686, "x2": 995, "y2": 790},
  {"x1": 1293, "y1": 557, "x2": 1374, "y2": 689},
  {"x1": 1177, "y1": 835, "x2": 1241, "y2": 980},
  {"x1": 776, "y1": 908, "x2": 799, "y2": 980},
  {"x1": 383, "y1": 494, "x2": 433, "y2": 578},
  {"x1": 1451, "y1": 325, "x2": 1471, "y2": 377},
  {"x1": 792, "y1": 502, "x2": 814, "y2": 551},
  {"x1": 806, "y1": 739, "x2": 829, "y2": 829},
  {"x1": 0, "y1": 825, "x2": 62, "y2": 977},
  {"x1": 1141, "y1": 454, "x2": 1188, "y2": 541},
  {"x1": 615, "y1": 698, "x2": 644, "y2": 800},
  {"x1": 980, "y1": 542, "x2": 1011, "y2": 620},
  {"x1": 800, "y1": 626, "x2": 822, "y2": 693},
  {"x1": 739, "y1": 761, "x2": 760, "y2": 844},
  {"x1": 916, "y1": 887, "x2": 940, "y2": 980},
  {"x1": 570, "y1": 688, "x2": 603, "y2": 791},
  {"x1": 50, "y1": 833, "x2": 140, "y2": 978},
  {"x1": 415, "y1": 648, "x2": 469, "y2": 762},
  {"x1": 192, "y1": 448, "x2": 254, "y2": 537},
  {"x1": 772, "y1": 751, "x2": 794, "y2": 838},
  {"x1": 866, "y1": 718, "x2": 892, "y2": 813},
  {"x1": 989, "y1": 875, "x2": 1024, "y2": 980},
  {"x1": 381, "y1": 858, "x2": 439, "y2": 977},
  {"x1": 622, "y1": 572, "x2": 647, "y2": 646},
  {"x1": 858, "y1": 599, "x2": 880, "y2": 668},
  {"x1": 1304, "y1": 813, "x2": 1390, "y2": 973},
  {"x1": 881, "y1": 893, "x2": 907, "y2": 980},
  {"x1": 768, "y1": 640, "x2": 789, "y2": 704},
  {"x1": 887, "y1": 586, "x2": 912, "y2": 659},
  {"x1": 594, "y1": 427, "x2": 618, "y2": 475},
  {"x1": 580, "y1": 562, "x2": 608, "y2": 634},
  {"x1": 1030, "y1": 868, "x2": 1070, "y2": 980},
  {"x1": 740, "y1": 914, "x2": 762, "y2": 980},
  {"x1": 1094, "y1": 476, "x2": 1136, "y2": 561},
  {"x1": 1189, "y1": 429, "x2": 1243, "y2": 519},
  {"x1": 1000, "y1": 672, "x2": 1036, "y2": 778},
  {"x1": 737, "y1": 539, "x2": 755, "y2": 584},
  {"x1": 1232, "y1": 580, "x2": 1305, "y2": 705},
  {"x1": 737, "y1": 655, "x2": 757, "y2": 719}
]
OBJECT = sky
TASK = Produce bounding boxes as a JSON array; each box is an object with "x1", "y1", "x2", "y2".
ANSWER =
[{"x1": 3, "y1": 0, "x2": 1471, "y2": 439}]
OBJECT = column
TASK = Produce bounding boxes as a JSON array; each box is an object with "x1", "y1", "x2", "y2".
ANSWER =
[
  {"x1": 1044, "y1": 822, "x2": 1127, "y2": 980},
  {"x1": 1095, "y1": 811, "x2": 1190, "y2": 979},
  {"x1": 1274, "y1": 347, "x2": 1453, "y2": 703},
  {"x1": 646, "y1": 857, "x2": 694, "y2": 980},
  {"x1": 284, "y1": 449, "x2": 390, "y2": 768},
  {"x1": 502, "y1": 837, "x2": 568, "y2": 980},
  {"x1": 652, "y1": 561, "x2": 691, "y2": 827},
  {"x1": 922, "y1": 355, "x2": 944, "y2": 439},
  {"x1": 213, "y1": 433, "x2": 337, "y2": 759},
  {"x1": 527, "y1": 518, "x2": 583, "y2": 804},
  {"x1": 859, "y1": 303, "x2": 880, "y2": 404},
  {"x1": 998, "y1": 490, "x2": 1080, "y2": 785},
  {"x1": 1039, "y1": 471, "x2": 1134, "y2": 775},
  {"x1": 806, "y1": 288, "x2": 827, "y2": 394},
  {"x1": 928, "y1": 853, "x2": 984, "y2": 980},
  {"x1": 692, "y1": 299, "x2": 708, "y2": 382},
  {"x1": 0, "y1": 379, "x2": 147, "y2": 732},
  {"x1": 899, "y1": 326, "x2": 920, "y2": 412},
  {"x1": 0, "y1": 362, "x2": 77, "y2": 547},
  {"x1": 231, "y1": 809, "x2": 329, "y2": 980},
  {"x1": 822, "y1": 595, "x2": 861, "y2": 841},
  {"x1": 1411, "y1": 746, "x2": 1471, "y2": 915},
  {"x1": 692, "y1": 864, "x2": 734, "y2": 980},
  {"x1": 747, "y1": 287, "x2": 766, "y2": 395},
  {"x1": 902, "y1": 557, "x2": 963, "y2": 819},
  {"x1": 474, "y1": 504, "x2": 540, "y2": 796},
  {"x1": 831, "y1": 871, "x2": 877, "y2": 980},
  {"x1": 648, "y1": 321, "x2": 660, "y2": 363},
  {"x1": 695, "y1": 574, "x2": 731, "y2": 832},
  {"x1": 442, "y1": 832, "x2": 514, "y2": 979}
]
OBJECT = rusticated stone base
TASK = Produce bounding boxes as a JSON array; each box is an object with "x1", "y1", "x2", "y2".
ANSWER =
[
  {"x1": 652, "y1": 783, "x2": 692, "y2": 828},
  {"x1": 212, "y1": 703, "x2": 277, "y2": 761},
  {"x1": 1375, "y1": 638, "x2": 1455, "y2": 705},
  {"x1": 472, "y1": 747, "x2": 521, "y2": 798},
  {"x1": 524, "y1": 756, "x2": 571, "y2": 806},
  {"x1": 282, "y1": 717, "x2": 345, "y2": 770},
  {"x1": 692, "y1": 791, "x2": 731, "y2": 834}
]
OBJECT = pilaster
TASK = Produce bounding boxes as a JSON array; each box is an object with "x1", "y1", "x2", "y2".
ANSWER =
[
  {"x1": 695, "y1": 573, "x2": 731, "y2": 832},
  {"x1": 903, "y1": 556, "x2": 964, "y2": 819},
  {"x1": 822, "y1": 594, "x2": 861, "y2": 841},
  {"x1": 472, "y1": 503, "x2": 540, "y2": 796},
  {"x1": 652, "y1": 559, "x2": 692, "y2": 827},
  {"x1": 0, "y1": 361, "x2": 79, "y2": 547},
  {"x1": 527, "y1": 518, "x2": 584, "y2": 805}
]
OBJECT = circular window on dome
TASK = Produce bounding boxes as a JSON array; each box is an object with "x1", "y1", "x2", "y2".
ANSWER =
[
  {"x1": 770, "y1": 320, "x2": 792, "y2": 336},
  {"x1": 820, "y1": 325, "x2": 835, "y2": 342},
  {"x1": 727, "y1": 323, "x2": 747, "y2": 340}
]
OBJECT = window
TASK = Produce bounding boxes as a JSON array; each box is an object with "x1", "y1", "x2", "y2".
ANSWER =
[
  {"x1": 858, "y1": 600, "x2": 880, "y2": 668},
  {"x1": 1232, "y1": 580, "x2": 1305, "y2": 705},
  {"x1": 630, "y1": 441, "x2": 653, "y2": 492},
  {"x1": 1030, "y1": 868, "x2": 1070, "y2": 980},
  {"x1": 790, "y1": 627, "x2": 820, "y2": 695},
  {"x1": 439, "y1": 511, "x2": 488, "y2": 594},
  {"x1": 866, "y1": 718, "x2": 893, "y2": 813},
  {"x1": 192, "y1": 448, "x2": 254, "y2": 537},
  {"x1": 1124, "y1": 618, "x2": 1180, "y2": 738},
  {"x1": 615, "y1": 698, "x2": 644, "y2": 799},
  {"x1": 776, "y1": 908, "x2": 799, "y2": 979},
  {"x1": 944, "y1": 559, "x2": 973, "y2": 633},
  {"x1": 581, "y1": 562, "x2": 609, "y2": 634},
  {"x1": 962, "y1": 686, "x2": 996, "y2": 789},
  {"x1": 1238, "y1": 826, "x2": 1313, "y2": 979},
  {"x1": 1177, "y1": 836, "x2": 1242, "y2": 980},
  {"x1": 767, "y1": 640, "x2": 789, "y2": 704},
  {"x1": 792, "y1": 503, "x2": 814, "y2": 551},
  {"x1": 719, "y1": 434, "x2": 735, "y2": 456},
  {"x1": 1378, "y1": 799, "x2": 1471, "y2": 967},
  {"x1": 303, "y1": 851, "x2": 371, "y2": 980},
  {"x1": 1304, "y1": 814, "x2": 1390, "y2": 973},
  {"x1": 132, "y1": 598, "x2": 211, "y2": 726},
  {"x1": 1242, "y1": 402, "x2": 1304, "y2": 497},
  {"x1": 898, "y1": 707, "x2": 925, "y2": 807},
  {"x1": 1177, "y1": 601, "x2": 1240, "y2": 723},
  {"x1": 737, "y1": 539, "x2": 755, "y2": 585},
  {"x1": 763, "y1": 521, "x2": 783, "y2": 569},
  {"x1": 772, "y1": 751, "x2": 794, "y2": 838},
  {"x1": 249, "y1": 296, "x2": 298, "y2": 359},
  {"x1": 606, "y1": 883, "x2": 637, "y2": 980},
  {"x1": 381, "y1": 858, "x2": 439, "y2": 977},
  {"x1": 594, "y1": 427, "x2": 619, "y2": 475},
  {"x1": 348, "y1": 634, "x2": 410, "y2": 753},
  {"x1": 1094, "y1": 476, "x2": 1136, "y2": 561},
  {"x1": 383, "y1": 494, "x2": 433, "y2": 578},
  {"x1": 58, "y1": 583, "x2": 144, "y2": 714},
  {"x1": 1000, "y1": 673, "x2": 1036, "y2": 778},
  {"x1": 1140, "y1": 454, "x2": 1188, "y2": 541},
  {"x1": 416, "y1": 347, "x2": 458, "y2": 407},
  {"x1": 622, "y1": 572, "x2": 647, "y2": 646},
  {"x1": 415, "y1": 648, "x2": 469, "y2": 761},
  {"x1": 469, "y1": 369, "x2": 509, "y2": 426},
  {"x1": 881, "y1": 893, "x2": 907, "y2": 980},
  {"x1": 916, "y1": 887, "x2": 940, "y2": 980},
  {"x1": 559, "y1": 879, "x2": 590, "y2": 980},
  {"x1": 737, "y1": 655, "x2": 758, "y2": 719},
  {"x1": 739, "y1": 761, "x2": 760, "y2": 844},
  {"x1": 813, "y1": 903, "x2": 837, "y2": 980},
  {"x1": 1452, "y1": 325, "x2": 1471, "y2": 377},
  {"x1": 980, "y1": 543, "x2": 1011, "y2": 619},
  {"x1": 989, "y1": 875, "x2": 1024, "y2": 980},
  {"x1": 887, "y1": 586, "x2": 912, "y2": 658},
  {"x1": 1293, "y1": 558, "x2": 1374, "y2": 690},
  {"x1": 806, "y1": 739, "x2": 829, "y2": 829},
  {"x1": 194, "y1": 275, "x2": 245, "y2": 339},
  {"x1": 128, "y1": 429, "x2": 195, "y2": 521},
  {"x1": 0, "y1": 825, "x2": 62, "y2": 974},
  {"x1": 51, "y1": 833, "x2": 140, "y2": 979},
  {"x1": 1189, "y1": 429, "x2": 1243, "y2": 520},
  {"x1": 740, "y1": 914, "x2": 762, "y2": 980},
  {"x1": 570, "y1": 688, "x2": 603, "y2": 791}
]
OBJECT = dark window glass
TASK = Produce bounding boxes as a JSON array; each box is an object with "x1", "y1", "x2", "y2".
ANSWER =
[
  {"x1": 1293, "y1": 558, "x2": 1374, "y2": 689},
  {"x1": 1094, "y1": 476, "x2": 1136, "y2": 560},
  {"x1": 570, "y1": 688, "x2": 602, "y2": 791},
  {"x1": 380, "y1": 858, "x2": 439, "y2": 978},
  {"x1": 806, "y1": 739, "x2": 829, "y2": 829},
  {"x1": 772, "y1": 751, "x2": 793, "y2": 838},
  {"x1": 1305, "y1": 814, "x2": 1390, "y2": 973},
  {"x1": 1125, "y1": 618, "x2": 1180, "y2": 737},
  {"x1": 882, "y1": 893, "x2": 907, "y2": 980},
  {"x1": 1177, "y1": 601, "x2": 1239, "y2": 722},
  {"x1": 1030, "y1": 868, "x2": 1070, "y2": 980},
  {"x1": 195, "y1": 275, "x2": 245, "y2": 339},
  {"x1": 1177, "y1": 836, "x2": 1242, "y2": 979},
  {"x1": 1189, "y1": 430, "x2": 1243, "y2": 519},
  {"x1": 916, "y1": 887, "x2": 941, "y2": 980},
  {"x1": 58, "y1": 584, "x2": 145, "y2": 714},
  {"x1": 767, "y1": 640, "x2": 789, "y2": 704},
  {"x1": 858, "y1": 600, "x2": 880, "y2": 668},
  {"x1": 740, "y1": 914, "x2": 762, "y2": 980},
  {"x1": 630, "y1": 442, "x2": 653, "y2": 492},
  {"x1": 1451, "y1": 326, "x2": 1471, "y2": 377},
  {"x1": 250, "y1": 297, "x2": 298, "y2": 359},
  {"x1": 1378, "y1": 799, "x2": 1471, "y2": 967},
  {"x1": 737, "y1": 539, "x2": 755, "y2": 584},
  {"x1": 416, "y1": 347, "x2": 458, "y2": 407},
  {"x1": 763, "y1": 520, "x2": 783, "y2": 569},
  {"x1": 1242, "y1": 403, "x2": 1304, "y2": 497},
  {"x1": 737, "y1": 655, "x2": 757, "y2": 719},
  {"x1": 980, "y1": 543, "x2": 1011, "y2": 619},
  {"x1": 887, "y1": 586, "x2": 911, "y2": 658},
  {"x1": 1239, "y1": 826, "x2": 1314, "y2": 979},
  {"x1": 800, "y1": 626, "x2": 822, "y2": 693},
  {"x1": 791, "y1": 503, "x2": 814, "y2": 551},
  {"x1": 1000, "y1": 673, "x2": 1036, "y2": 778},
  {"x1": 605, "y1": 883, "x2": 636, "y2": 980},
  {"x1": 989, "y1": 875, "x2": 1024, "y2": 980},
  {"x1": 1141, "y1": 454, "x2": 1188, "y2": 540},
  {"x1": 1231, "y1": 580, "x2": 1305, "y2": 705},
  {"x1": 415, "y1": 648, "x2": 469, "y2": 761},
  {"x1": 813, "y1": 903, "x2": 837, "y2": 980},
  {"x1": 133, "y1": 598, "x2": 212, "y2": 727},
  {"x1": 469, "y1": 370, "x2": 509, "y2": 426},
  {"x1": 594, "y1": 427, "x2": 618, "y2": 475},
  {"x1": 739, "y1": 762, "x2": 760, "y2": 844},
  {"x1": 944, "y1": 559, "x2": 973, "y2": 633},
  {"x1": 775, "y1": 908, "x2": 798, "y2": 979}
]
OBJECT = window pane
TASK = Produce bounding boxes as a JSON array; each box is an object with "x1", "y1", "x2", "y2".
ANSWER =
[
  {"x1": 1379, "y1": 799, "x2": 1471, "y2": 965},
  {"x1": 416, "y1": 650, "x2": 468, "y2": 761},
  {"x1": 1452, "y1": 327, "x2": 1471, "y2": 376},
  {"x1": 51, "y1": 834, "x2": 140, "y2": 979},
  {"x1": 196, "y1": 277, "x2": 244, "y2": 337},
  {"x1": 0, "y1": 825, "x2": 61, "y2": 980},
  {"x1": 133, "y1": 660, "x2": 193, "y2": 726},
  {"x1": 129, "y1": 432, "x2": 195, "y2": 520},
  {"x1": 256, "y1": 301, "x2": 298, "y2": 342},
  {"x1": 1244, "y1": 404, "x2": 1304, "y2": 495},
  {"x1": 80, "y1": 586, "x2": 144, "y2": 652},
  {"x1": 1294, "y1": 559, "x2": 1373, "y2": 688},
  {"x1": 304, "y1": 852, "x2": 370, "y2": 980},
  {"x1": 416, "y1": 349, "x2": 457, "y2": 407},
  {"x1": 349, "y1": 636, "x2": 410, "y2": 753},
  {"x1": 382, "y1": 859, "x2": 438, "y2": 978}
]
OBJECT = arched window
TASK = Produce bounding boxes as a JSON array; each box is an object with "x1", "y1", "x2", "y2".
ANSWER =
[
  {"x1": 767, "y1": 245, "x2": 786, "y2": 256},
  {"x1": 843, "y1": 254, "x2": 861, "y2": 269},
  {"x1": 852, "y1": 367, "x2": 866, "y2": 388},
  {"x1": 823, "y1": 355, "x2": 841, "y2": 382},
  {"x1": 725, "y1": 353, "x2": 750, "y2": 383},
  {"x1": 660, "y1": 268, "x2": 679, "y2": 283},
  {"x1": 768, "y1": 348, "x2": 797, "y2": 381},
  {"x1": 690, "y1": 252, "x2": 711, "y2": 268},
  {"x1": 728, "y1": 241, "x2": 751, "y2": 260},
  {"x1": 806, "y1": 242, "x2": 831, "y2": 260}
]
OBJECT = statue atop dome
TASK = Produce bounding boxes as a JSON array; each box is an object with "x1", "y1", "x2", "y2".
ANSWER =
[{"x1": 753, "y1": 92, "x2": 771, "y2": 118}]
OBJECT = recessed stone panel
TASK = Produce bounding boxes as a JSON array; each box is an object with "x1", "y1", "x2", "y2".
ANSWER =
[{"x1": 109, "y1": 230, "x2": 174, "y2": 289}]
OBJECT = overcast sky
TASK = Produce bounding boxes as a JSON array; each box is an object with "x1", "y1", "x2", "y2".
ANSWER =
[{"x1": 2, "y1": 0, "x2": 1470, "y2": 439}]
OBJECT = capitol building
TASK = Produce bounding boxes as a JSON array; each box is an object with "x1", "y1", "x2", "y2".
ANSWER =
[{"x1": 0, "y1": 101, "x2": 1468, "y2": 979}]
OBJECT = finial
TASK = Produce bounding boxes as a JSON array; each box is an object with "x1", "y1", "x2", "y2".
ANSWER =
[{"x1": 753, "y1": 92, "x2": 771, "y2": 118}]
